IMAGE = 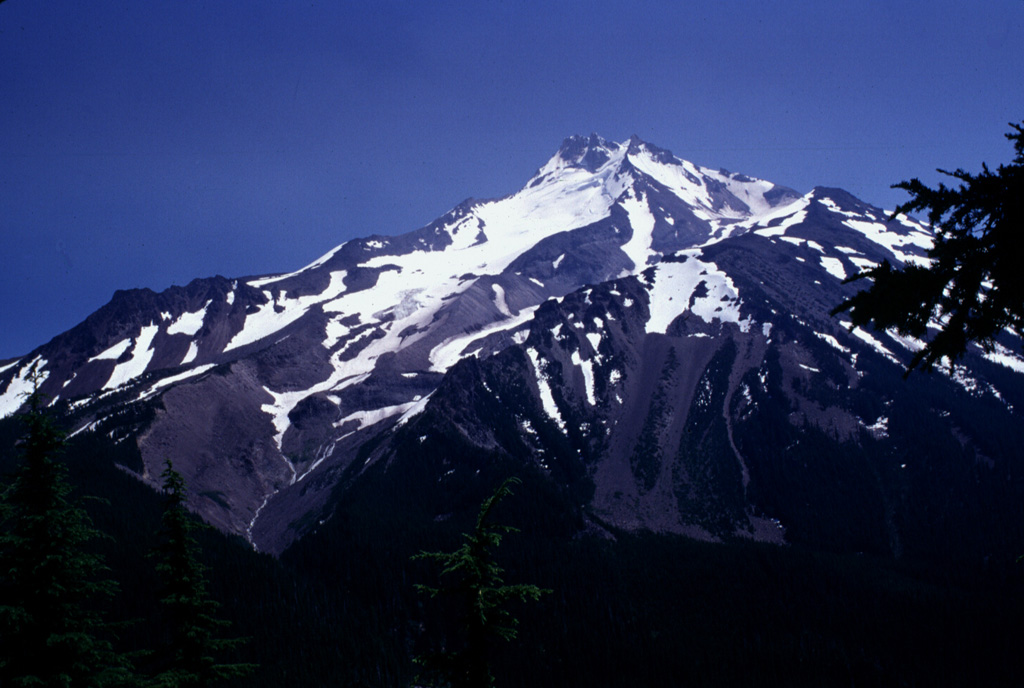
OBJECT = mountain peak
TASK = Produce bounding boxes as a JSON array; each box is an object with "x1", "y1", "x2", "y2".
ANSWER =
[
  {"x1": 554, "y1": 133, "x2": 619, "y2": 172},
  {"x1": 625, "y1": 135, "x2": 678, "y2": 166},
  {"x1": 10, "y1": 131, "x2": 1008, "y2": 561}
]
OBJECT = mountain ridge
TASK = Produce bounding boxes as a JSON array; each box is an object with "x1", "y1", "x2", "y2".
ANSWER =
[{"x1": 2, "y1": 134, "x2": 1022, "y2": 559}]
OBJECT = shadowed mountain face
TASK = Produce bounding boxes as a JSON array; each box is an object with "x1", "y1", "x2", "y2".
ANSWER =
[{"x1": 3, "y1": 136, "x2": 1022, "y2": 559}]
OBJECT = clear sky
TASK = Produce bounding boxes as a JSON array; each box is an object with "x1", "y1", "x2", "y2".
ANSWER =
[{"x1": 2, "y1": 0, "x2": 1022, "y2": 359}]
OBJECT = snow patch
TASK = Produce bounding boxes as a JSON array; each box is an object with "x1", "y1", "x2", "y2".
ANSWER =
[
  {"x1": 90, "y1": 338, "x2": 132, "y2": 362},
  {"x1": 104, "y1": 324, "x2": 159, "y2": 389},
  {"x1": 333, "y1": 401, "x2": 419, "y2": 438},
  {"x1": 814, "y1": 332, "x2": 850, "y2": 354},
  {"x1": 167, "y1": 301, "x2": 211, "y2": 336},
  {"x1": 983, "y1": 342, "x2": 1024, "y2": 374},
  {"x1": 619, "y1": 194, "x2": 656, "y2": 270},
  {"x1": 645, "y1": 253, "x2": 750, "y2": 334},
  {"x1": 428, "y1": 306, "x2": 539, "y2": 372},
  {"x1": 819, "y1": 256, "x2": 847, "y2": 280},
  {"x1": 0, "y1": 356, "x2": 48, "y2": 418},
  {"x1": 864, "y1": 416, "x2": 889, "y2": 439},
  {"x1": 181, "y1": 340, "x2": 199, "y2": 365},
  {"x1": 225, "y1": 271, "x2": 348, "y2": 352},
  {"x1": 323, "y1": 318, "x2": 351, "y2": 349},
  {"x1": 850, "y1": 327, "x2": 900, "y2": 365},
  {"x1": 492, "y1": 283, "x2": 512, "y2": 317},
  {"x1": 247, "y1": 244, "x2": 344, "y2": 288},
  {"x1": 848, "y1": 256, "x2": 879, "y2": 272},
  {"x1": 843, "y1": 219, "x2": 933, "y2": 265},
  {"x1": 526, "y1": 347, "x2": 566, "y2": 431},
  {"x1": 572, "y1": 350, "x2": 597, "y2": 406},
  {"x1": 749, "y1": 196, "x2": 811, "y2": 238},
  {"x1": 137, "y1": 364, "x2": 216, "y2": 401}
]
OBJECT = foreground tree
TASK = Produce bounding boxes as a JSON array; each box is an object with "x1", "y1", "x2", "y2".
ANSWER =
[
  {"x1": 833, "y1": 120, "x2": 1024, "y2": 371},
  {"x1": 412, "y1": 477, "x2": 550, "y2": 688},
  {"x1": 147, "y1": 460, "x2": 255, "y2": 688},
  {"x1": 0, "y1": 392, "x2": 133, "y2": 687}
]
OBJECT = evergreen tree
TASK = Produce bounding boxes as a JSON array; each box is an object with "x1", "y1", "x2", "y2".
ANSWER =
[
  {"x1": 834, "y1": 119, "x2": 1024, "y2": 371},
  {"x1": 147, "y1": 460, "x2": 255, "y2": 688},
  {"x1": 412, "y1": 477, "x2": 550, "y2": 688},
  {"x1": 0, "y1": 391, "x2": 133, "y2": 687}
]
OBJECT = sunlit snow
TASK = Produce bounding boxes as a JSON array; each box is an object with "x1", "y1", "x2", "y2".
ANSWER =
[
  {"x1": 0, "y1": 356, "x2": 48, "y2": 418},
  {"x1": 492, "y1": 283, "x2": 512, "y2": 316},
  {"x1": 248, "y1": 245, "x2": 344, "y2": 288},
  {"x1": 428, "y1": 306, "x2": 539, "y2": 372},
  {"x1": 137, "y1": 364, "x2": 216, "y2": 401},
  {"x1": 181, "y1": 340, "x2": 199, "y2": 365},
  {"x1": 842, "y1": 219, "x2": 933, "y2": 265},
  {"x1": 225, "y1": 271, "x2": 348, "y2": 352},
  {"x1": 814, "y1": 332, "x2": 850, "y2": 354},
  {"x1": 819, "y1": 256, "x2": 847, "y2": 280},
  {"x1": 104, "y1": 324, "x2": 159, "y2": 389},
  {"x1": 167, "y1": 300, "x2": 211, "y2": 336},
  {"x1": 526, "y1": 347, "x2": 566, "y2": 431},
  {"x1": 645, "y1": 253, "x2": 750, "y2": 334},
  {"x1": 850, "y1": 327, "x2": 900, "y2": 365},
  {"x1": 619, "y1": 193, "x2": 657, "y2": 270},
  {"x1": 90, "y1": 338, "x2": 132, "y2": 362},
  {"x1": 749, "y1": 196, "x2": 811, "y2": 238},
  {"x1": 983, "y1": 342, "x2": 1024, "y2": 374}
]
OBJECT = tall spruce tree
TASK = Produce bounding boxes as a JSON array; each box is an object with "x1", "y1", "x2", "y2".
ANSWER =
[
  {"x1": 412, "y1": 477, "x2": 550, "y2": 688},
  {"x1": 147, "y1": 460, "x2": 254, "y2": 688},
  {"x1": 0, "y1": 391, "x2": 133, "y2": 687}
]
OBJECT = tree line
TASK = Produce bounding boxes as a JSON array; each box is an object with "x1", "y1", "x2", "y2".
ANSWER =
[
  {"x1": 0, "y1": 391, "x2": 253, "y2": 688},
  {"x1": 0, "y1": 392, "x2": 547, "y2": 688}
]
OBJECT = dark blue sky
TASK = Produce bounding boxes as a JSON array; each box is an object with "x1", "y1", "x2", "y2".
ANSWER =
[{"x1": 2, "y1": 0, "x2": 1022, "y2": 359}]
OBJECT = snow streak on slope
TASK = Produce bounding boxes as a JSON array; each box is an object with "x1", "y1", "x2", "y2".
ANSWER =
[
  {"x1": 167, "y1": 301, "x2": 211, "y2": 336},
  {"x1": 526, "y1": 347, "x2": 566, "y2": 432},
  {"x1": 90, "y1": 339, "x2": 132, "y2": 362},
  {"x1": 843, "y1": 217, "x2": 933, "y2": 264},
  {"x1": 619, "y1": 193, "x2": 657, "y2": 271},
  {"x1": 429, "y1": 306, "x2": 540, "y2": 372},
  {"x1": 137, "y1": 364, "x2": 216, "y2": 402},
  {"x1": 105, "y1": 324, "x2": 160, "y2": 389},
  {"x1": 226, "y1": 271, "x2": 349, "y2": 352},
  {"x1": 248, "y1": 245, "x2": 344, "y2": 287},
  {"x1": 0, "y1": 356, "x2": 48, "y2": 417}
]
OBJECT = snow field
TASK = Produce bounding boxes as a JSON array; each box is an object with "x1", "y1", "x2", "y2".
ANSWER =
[
  {"x1": 225, "y1": 271, "x2": 349, "y2": 352},
  {"x1": 645, "y1": 253, "x2": 750, "y2": 335}
]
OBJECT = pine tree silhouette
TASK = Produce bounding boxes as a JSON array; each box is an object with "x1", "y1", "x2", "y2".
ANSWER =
[
  {"x1": 0, "y1": 389, "x2": 134, "y2": 687},
  {"x1": 147, "y1": 459, "x2": 255, "y2": 688},
  {"x1": 412, "y1": 477, "x2": 550, "y2": 688}
]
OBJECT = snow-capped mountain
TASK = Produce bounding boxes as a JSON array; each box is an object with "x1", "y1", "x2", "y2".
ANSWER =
[{"x1": 3, "y1": 135, "x2": 1023, "y2": 558}]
